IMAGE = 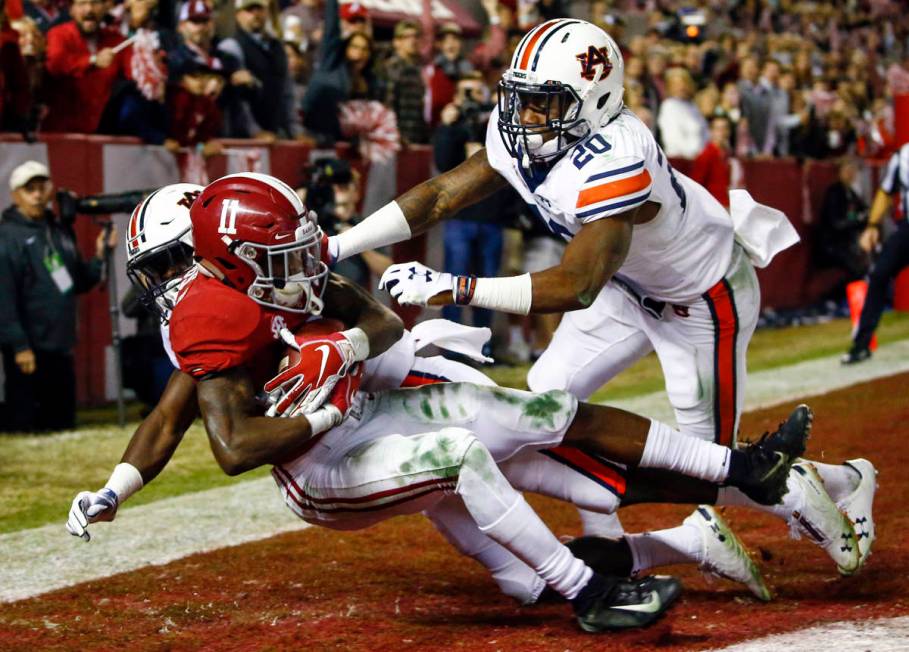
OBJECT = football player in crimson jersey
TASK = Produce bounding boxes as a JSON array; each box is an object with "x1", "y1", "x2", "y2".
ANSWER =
[
  {"x1": 326, "y1": 19, "x2": 876, "y2": 574},
  {"x1": 66, "y1": 174, "x2": 825, "y2": 628},
  {"x1": 69, "y1": 180, "x2": 793, "y2": 610}
]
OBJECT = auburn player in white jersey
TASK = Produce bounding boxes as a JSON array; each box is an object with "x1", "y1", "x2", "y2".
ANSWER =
[{"x1": 324, "y1": 19, "x2": 876, "y2": 574}]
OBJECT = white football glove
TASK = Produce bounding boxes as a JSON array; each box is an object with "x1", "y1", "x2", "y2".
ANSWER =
[
  {"x1": 378, "y1": 262, "x2": 454, "y2": 307},
  {"x1": 66, "y1": 488, "x2": 119, "y2": 542}
]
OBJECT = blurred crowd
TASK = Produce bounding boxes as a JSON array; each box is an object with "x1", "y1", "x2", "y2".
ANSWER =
[{"x1": 0, "y1": 0, "x2": 905, "y2": 161}]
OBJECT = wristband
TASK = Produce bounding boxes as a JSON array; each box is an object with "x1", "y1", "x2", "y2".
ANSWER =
[
  {"x1": 306, "y1": 404, "x2": 342, "y2": 435},
  {"x1": 454, "y1": 276, "x2": 477, "y2": 305},
  {"x1": 104, "y1": 463, "x2": 144, "y2": 503},
  {"x1": 333, "y1": 201, "x2": 411, "y2": 262},
  {"x1": 340, "y1": 327, "x2": 370, "y2": 362}
]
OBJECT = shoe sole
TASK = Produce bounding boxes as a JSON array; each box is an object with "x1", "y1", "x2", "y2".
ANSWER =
[
  {"x1": 791, "y1": 463, "x2": 861, "y2": 575},
  {"x1": 688, "y1": 506, "x2": 772, "y2": 602},
  {"x1": 838, "y1": 458, "x2": 878, "y2": 574}
]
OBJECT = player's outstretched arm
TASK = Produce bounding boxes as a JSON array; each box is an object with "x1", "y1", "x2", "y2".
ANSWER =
[
  {"x1": 198, "y1": 366, "x2": 338, "y2": 475},
  {"x1": 66, "y1": 371, "x2": 199, "y2": 541},
  {"x1": 380, "y1": 209, "x2": 638, "y2": 315},
  {"x1": 327, "y1": 148, "x2": 507, "y2": 263},
  {"x1": 320, "y1": 272, "x2": 404, "y2": 358}
]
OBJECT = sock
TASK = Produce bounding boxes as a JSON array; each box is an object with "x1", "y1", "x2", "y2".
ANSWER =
[
  {"x1": 639, "y1": 419, "x2": 731, "y2": 483},
  {"x1": 509, "y1": 325, "x2": 525, "y2": 344},
  {"x1": 457, "y1": 440, "x2": 592, "y2": 600},
  {"x1": 811, "y1": 462, "x2": 860, "y2": 503},
  {"x1": 624, "y1": 525, "x2": 704, "y2": 576},
  {"x1": 426, "y1": 498, "x2": 546, "y2": 605}
]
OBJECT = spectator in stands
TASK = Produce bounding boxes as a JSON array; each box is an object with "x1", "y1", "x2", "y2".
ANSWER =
[
  {"x1": 164, "y1": 56, "x2": 224, "y2": 154},
  {"x1": 338, "y1": 1, "x2": 370, "y2": 39},
  {"x1": 842, "y1": 144, "x2": 909, "y2": 365},
  {"x1": 426, "y1": 2, "x2": 504, "y2": 126},
  {"x1": 738, "y1": 55, "x2": 772, "y2": 154},
  {"x1": 43, "y1": 0, "x2": 125, "y2": 133},
  {"x1": 105, "y1": 0, "x2": 176, "y2": 142},
  {"x1": 0, "y1": 4, "x2": 33, "y2": 133},
  {"x1": 714, "y1": 81, "x2": 750, "y2": 157},
  {"x1": 0, "y1": 161, "x2": 117, "y2": 432},
  {"x1": 218, "y1": 0, "x2": 298, "y2": 140},
  {"x1": 759, "y1": 59, "x2": 789, "y2": 155},
  {"x1": 283, "y1": 33, "x2": 308, "y2": 124},
  {"x1": 690, "y1": 115, "x2": 732, "y2": 208},
  {"x1": 23, "y1": 0, "x2": 65, "y2": 33},
  {"x1": 382, "y1": 20, "x2": 427, "y2": 145},
  {"x1": 815, "y1": 158, "x2": 869, "y2": 280},
  {"x1": 301, "y1": 0, "x2": 378, "y2": 145},
  {"x1": 657, "y1": 67, "x2": 707, "y2": 158}
]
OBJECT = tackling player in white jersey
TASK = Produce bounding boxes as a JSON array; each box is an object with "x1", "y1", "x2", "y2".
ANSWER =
[{"x1": 324, "y1": 19, "x2": 876, "y2": 573}]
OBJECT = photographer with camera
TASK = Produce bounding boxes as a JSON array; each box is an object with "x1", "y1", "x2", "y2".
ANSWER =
[
  {"x1": 0, "y1": 161, "x2": 117, "y2": 432},
  {"x1": 434, "y1": 72, "x2": 518, "y2": 344}
]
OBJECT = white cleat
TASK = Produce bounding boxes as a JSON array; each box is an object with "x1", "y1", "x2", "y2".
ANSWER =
[
  {"x1": 684, "y1": 505, "x2": 772, "y2": 601},
  {"x1": 837, "y1": 458, "x2": 877, "y2": 573},
  {"x1": 788, "y1": 463, "x2": 861, "y2": 575}
]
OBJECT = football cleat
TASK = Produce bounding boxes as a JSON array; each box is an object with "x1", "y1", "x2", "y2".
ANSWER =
[
  {"x1": 836, "y1": 458, "x2": 877, "y2": 573},
  {"x1": 684, "y1": 506, "x2": 772, "y2": 601},
  {"x1": 574, "y1": 575, "x2": 681, "y2": 632},
  {"x1": 788, "y1": 463, "x2": 861, "y2": 575},
  {"x1": 732, "y1": 404, "x2": 813, "y2": 505}
]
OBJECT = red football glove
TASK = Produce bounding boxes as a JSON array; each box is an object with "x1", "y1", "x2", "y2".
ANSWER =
[
  {"x1": 264, "y1": 329, "x2": 358, "y2": 417},
  {"x1": 300, "y1": 362, "x2": 365, "y2": 434}
]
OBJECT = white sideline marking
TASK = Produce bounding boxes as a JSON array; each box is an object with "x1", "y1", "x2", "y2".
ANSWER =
[
  {"x1": 0, "y1": 479, "x2": 307, "y2": 603},
  {"x1": 4, "y1": 341, "x2": 909, "y2": 604},
  {"x1": 711, "y1": 617, "x2": 909, "y2": 651},
  {"x1": 605, "y1": 339, "x2": 909, "y2": 426}
]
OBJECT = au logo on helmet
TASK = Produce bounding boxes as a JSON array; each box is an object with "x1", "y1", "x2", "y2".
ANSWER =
[{"x1": 575, "y1": 45, "x2": 613, "y2": 81}]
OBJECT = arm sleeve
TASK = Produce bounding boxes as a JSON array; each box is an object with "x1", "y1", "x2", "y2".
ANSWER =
[
  {"x1": 574, "y1": 156, "x2": 653, "y2": 223},
  {"x1": 45, "y1": 27, "x2": 91, "y2": 77},
  {"x1": 0, "y1": 240, "x2": 30, "y2": 351},
  {"x1": 880, "y1": 149, "x2": 902, "y2": 195}
]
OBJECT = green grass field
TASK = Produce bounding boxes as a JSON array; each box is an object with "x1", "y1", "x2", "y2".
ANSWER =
[{"x1": 3, "y1": 312, "x2": 908, "y2": 535}]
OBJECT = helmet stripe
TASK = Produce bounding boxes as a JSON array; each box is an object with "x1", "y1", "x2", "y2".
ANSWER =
[
  {"x1": 530, "y1": 20, "x2": 581, "y2": 72},
  {"x1": 517, "y1": 19, "x2": 561, "y2": 70},
  {"x1": 136, "y1": 188, "x2": 161, "y2": 242}
]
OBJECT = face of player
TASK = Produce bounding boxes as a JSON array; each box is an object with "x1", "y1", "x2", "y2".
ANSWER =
[
  {"x1": 71, "y1": 0, "x2": 106, "y2": 34},
  {"x1": 516, "y1": 91, "x2": 569, "y2": 145}
]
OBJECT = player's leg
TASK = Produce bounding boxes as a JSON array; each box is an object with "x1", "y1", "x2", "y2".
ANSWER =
[
  {"x1": 275, "y1": 423, "x2": 679, "y2": 631},
  {"x1": 527, "y1": 284, "x2": 651, "y2": 537}
]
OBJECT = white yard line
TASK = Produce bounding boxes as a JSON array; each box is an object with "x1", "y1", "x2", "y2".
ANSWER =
[
  {"x1": 4, "y1": 340, "x2": 909, "y2": 604},
  {"x1": 0, "y1": 479, "x2": 307, "y2": 603},
  {"x1": 711, "y1": 617, "x2": 909, "y2": 651}
]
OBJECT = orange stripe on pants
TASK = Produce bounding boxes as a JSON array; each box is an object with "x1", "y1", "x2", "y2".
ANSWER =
[{"x1": 705, "y1": 279, "x2": 739, "y2": 447}]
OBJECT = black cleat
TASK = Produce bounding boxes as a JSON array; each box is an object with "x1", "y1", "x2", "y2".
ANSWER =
[
  {"x1": 730, "y1": 404, "x2": 813, "y2": 505},
  {"x1": 574, "y1": 574, "x2": 682, "y2": 633},
  {"x1": 840, "y1": 346, "x2": 872, "y2": 365}
]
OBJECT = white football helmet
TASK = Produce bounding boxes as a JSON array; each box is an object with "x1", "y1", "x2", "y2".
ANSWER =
[
  {"x1": 498, "y1": 19, "x2": 625, "y2": 165},
  {"x1": 125, "y1": 183, "x2": 203, "y2": 320}
]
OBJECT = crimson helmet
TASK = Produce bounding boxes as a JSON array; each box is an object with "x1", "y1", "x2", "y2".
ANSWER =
[{"x1": 190, "y1": 172, "x2": 328, "y2": 314}]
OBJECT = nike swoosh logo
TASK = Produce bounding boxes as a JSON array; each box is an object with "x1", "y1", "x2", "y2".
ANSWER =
[
  {"x1": 275, "y1": 233, "x2": 294, "y2": 240},
  {"x1": 314, "y1": 344, "x2": 332, "y2": 386},
  {"x1": 610, "y1": 592, "x2": 662, "y2": 614}
]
